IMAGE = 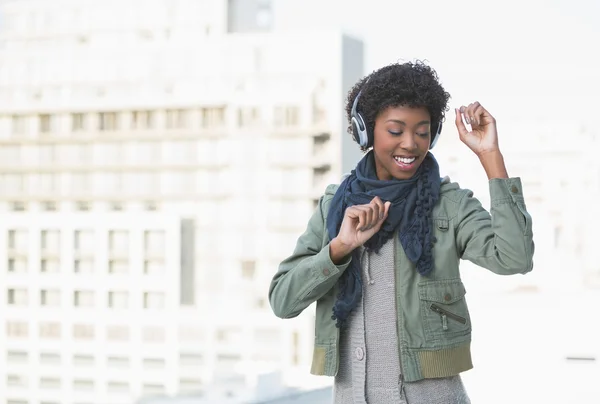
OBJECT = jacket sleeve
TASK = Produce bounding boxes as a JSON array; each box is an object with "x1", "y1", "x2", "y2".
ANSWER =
[
  {"x1": 268, "y1": 194, "x2": 352, "y2": 319},
  {"x1": 455, "y1": 177, "x2": 534, "y2": 275}
]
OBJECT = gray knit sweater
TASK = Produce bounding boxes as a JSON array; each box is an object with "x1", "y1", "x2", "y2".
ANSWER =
[{"x1": 333, "y1": 240, "x2": 471, "y2": 404}]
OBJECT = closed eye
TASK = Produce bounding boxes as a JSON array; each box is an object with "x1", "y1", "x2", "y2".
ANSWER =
[
  {"x1": 417, "y1": 132, "x2": 430, "y2": 138},
  {"x1": 388, "y1": 130, "x2": 402, "y2": 136}
]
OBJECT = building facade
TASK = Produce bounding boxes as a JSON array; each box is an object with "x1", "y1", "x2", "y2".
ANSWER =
[{"x1": 0, "y1": 0, "x2": 364, "y2": 403}]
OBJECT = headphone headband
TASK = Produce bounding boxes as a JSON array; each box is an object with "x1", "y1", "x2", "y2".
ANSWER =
[{"x1": 350, "y1": 76, "x2": 443, "y2": 149}]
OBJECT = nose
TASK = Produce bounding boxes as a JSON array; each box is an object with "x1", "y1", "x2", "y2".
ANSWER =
[{"x1": 400, "y1": 132, "x2": 418, "y2": 151}]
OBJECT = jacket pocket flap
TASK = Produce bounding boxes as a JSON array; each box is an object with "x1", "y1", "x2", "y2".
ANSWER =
[{"x1": 418, "y1": 279, "x2": 466, "y2": 304}]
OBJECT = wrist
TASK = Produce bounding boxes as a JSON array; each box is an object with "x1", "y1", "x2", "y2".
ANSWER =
[
  {"x1": 477, "y1": 150, "x2": 508, "y2": 179},
  {"x1": 329, "y1": 237, "x2": 355, "y2": 265}
]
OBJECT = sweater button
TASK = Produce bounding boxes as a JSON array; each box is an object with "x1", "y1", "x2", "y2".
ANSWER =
[
  {"x1": 511, "y1": 185, "x2": 519, "y2": 193},
  {"x1": 355, "y1": 347, "x2": 364, "y2": 361},
  {"x1": 444, "y1": 293, "x2": 452, "y2": 302},
  {"x1": 322, "y1": 268, "x2": 330, "y2": 276}
]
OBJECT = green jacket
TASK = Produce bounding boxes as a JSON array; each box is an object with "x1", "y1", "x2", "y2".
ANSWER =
[{"x1": 269, "y1": 177, "x2": 534, "y2": 382}]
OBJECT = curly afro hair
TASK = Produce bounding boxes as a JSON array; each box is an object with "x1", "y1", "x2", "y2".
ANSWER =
[{"x1": 345, "y1": 61, "x2": 451, "y2": 151}]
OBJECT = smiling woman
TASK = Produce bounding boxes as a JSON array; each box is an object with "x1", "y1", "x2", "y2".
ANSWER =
[{"x1": 269, "y1": 61, "x2": 535, "y2": 404}]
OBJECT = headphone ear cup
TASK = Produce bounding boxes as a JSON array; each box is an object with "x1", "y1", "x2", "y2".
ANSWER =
[
  {"x1": 430, "y1": 121, "x2": 443, "y2": 149},
  {"x1": 351, "y1": 114, "x2": 369, "y2": 148}
]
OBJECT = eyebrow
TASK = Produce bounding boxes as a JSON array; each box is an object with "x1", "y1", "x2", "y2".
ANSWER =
[{"x1": 385, "y1": 119, "x2": 431, "y2": 126}]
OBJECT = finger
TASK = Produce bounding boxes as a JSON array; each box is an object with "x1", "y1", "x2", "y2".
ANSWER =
[
  {"x1": 454, "y1": 108, "x2": 469, "y2": 139},
  {"x1": 477, "y1": 104, "x2": 496, "y2": 125},
  {"x1": 471, "y1": 104, "x2": 485, "y2": 128},
  {"x1": 351, "y1": 206, "x2": 369, "y2": 231},
  {"x1": 371, "y1": 196, "x2": 383, "y2": 220},
  {"x1": 356, "y1": 208, "x2": 367, "y2": 231},
  {"x1": 466, "y1": 102, "x2": 481, "y2": 126},
  {"x1": 459, "y1": 105, "x2": 470, "y2": 124}
]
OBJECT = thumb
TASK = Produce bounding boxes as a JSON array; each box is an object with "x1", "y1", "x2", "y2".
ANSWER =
[
  {"x1": 382, "y1": 201, "x2": 391, "y2": 220},
  {"x1": 454, "y1": 108, "x2": 469, "y2": 139}
]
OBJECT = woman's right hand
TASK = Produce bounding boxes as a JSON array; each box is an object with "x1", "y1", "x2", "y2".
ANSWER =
[{"x1": 329, "y1": 196, "x2": 391, "y2": 264}]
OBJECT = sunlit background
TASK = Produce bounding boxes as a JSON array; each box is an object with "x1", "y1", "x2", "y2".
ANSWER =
[{"x1": 0, "y1": 0, "x2": 598, "y2": 403}]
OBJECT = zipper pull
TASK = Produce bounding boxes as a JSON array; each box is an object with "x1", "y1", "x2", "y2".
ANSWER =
[{"x1": 442, "y1": 314, "x2": 448, "y2": 331}]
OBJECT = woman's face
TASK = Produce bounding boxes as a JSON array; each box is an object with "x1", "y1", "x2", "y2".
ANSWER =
[{"x1": 372, "y1": 105, "x2": 432, "y2": 181}]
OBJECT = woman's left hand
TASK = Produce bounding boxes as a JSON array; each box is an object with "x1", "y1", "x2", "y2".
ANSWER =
[{"x1": 454, "y1": 102, "x2": 499, "y2": 156}]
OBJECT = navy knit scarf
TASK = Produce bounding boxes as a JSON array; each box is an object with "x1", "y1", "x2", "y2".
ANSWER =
[{"x1": 326, "y1": 151, "x2": 441, "y2": 327}]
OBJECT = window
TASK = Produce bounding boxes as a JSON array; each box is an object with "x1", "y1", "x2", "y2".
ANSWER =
[
  {"x1": 41, "y1": 230, "x2": 60, "y2": 252},
  {"x1": 73, "y1": 379, "x2": 94, "y2": 391},
  {"x1": 107, "y1": 356, "x2": 129, "y2": 368},
  {"x1": 108, "y1": 291, "x2": 128, "y2": 309},
  {"x1": 237, "y1": 107, "x2": 259, "y2": 127},
  {"x1": 39, "y1": 114, "x2": 56, "y2": 133},
  {"x1": 71, "y1": 173, "x2": 91, "y2": 193},
  {"x1": 7, "y1": 374, "x2": 28, "y2": 387},
  {"x1": 5, "y1": 174, "x2": 24, "y2": 193},
  {"x1": 8, "y1": 229, "x2": 28, "y2": 250},
  {"x1": 170, "y1": 140, "x2": 197, "y2": 165},
  {"x1": 143, "y1": 292, "x2": 165, "y2": 309},
  {"x1": 10, "y1": 201, "x2": 27, "y2": 211},
  {"x1": 73, "y1": 355, "x2": 94, "y2": 366},
  {"x1": 142, "y1": 326, "x2": 165, "y2": 343},
  {"x1": 74, "y1": 230, "x2": 94, "y2": 253},
  {"x1": 109, "y1": 230, "x2": 129, "y2": 254},
  {"x1": 143, "y1": 358, "x2": 165, "y2": 369},
  {"x1": 7, "y1": 350, "x2": 28, "y2": 363},
  {"x1": 107, "y1": 381, "x2": 129, "y2": 393},
  {"x1": 108, "y1": 259, "x2": 128, "y2": 274},
  {"x1": 39, "y1": 145, "x2": 56, "y2": 163},
  {"x1": 165, "y1": 109, "x2": 188, "y2": 129},
  {"x1": 73, "y1": 324, "x2": 94, "y2": 340},
  {"x1": 144, "y1": 230, "x2": 165, "y2": 255},
  {"x1": 179, "y1": 352, "x2": 203, "y2": 366},
  {"x1": 6, "y1": 321, "x2": 29, "y2": 338},
  {"x1": 142, "y1": 383, "x2": 165, "y2": 395},
  {"x1": 99, "y1": 112, "x2": 118, "y2": 131},
  {"x1": 74, "y1": 291, "x2": 94, "y2": 307},
  {"x1": 39, "y1": 322, "x2": 61, "y2": 339},
  {"x1": 72, "y1": 113, "x2": 86, "y2": 131},
  {"x1": 144, "y1": 260, "x2": 164, "y2": 275},
  {"x1": 40, "y1": 259, "x2": 59, "y2": 273},
  {"x1": 38, "y1": 174, "x2": 57, "y2": 193},
  {"x1": 7, "y1": 288, "x2": 28, "y2": 305},
  {"x1": 39, "y1": 353, "x2": 61, "y2": 364},
  {"x1": 8, "y1": 258, "x2": 27, "y2": 273},
  {"x1": 11, "y1": 115, "x2": 26, "y2": 135},
  {"x1": 132, "y1": 110, "x2": 155, "y2": 130},
  {"x1": 106, "y1": 326, "x2": 129, "y2": 341},
  {"x1": 241, "y1": 260, "x2": 256, "y2": 279},
  {"x1": 40, "y1": 290, "x2": 61, "y2": 306},
  {"x1": 144, "y1": 201, "x2": 158, "y2": 211},
  {"x1": 39, "y1": 377, "x2": 61, "y2": 389},
  {"x1": 274, "y1": 106, "x2": 300, "y2": 127},
  {"x1": 201, "y1": 107, "x2": 225, "y2": 128},
  {"x1": 76, "y1": 201, "x2": 91, "y2": 211},
  {"x1": 179, "y1": 378, "x2": 203, "y2": 393},
  {"x1": 74, "y1": 259, "x2": 94, "y2": 274},
  {"x1": 42, "y1": 201, "x2": 57, "y2": 211}
]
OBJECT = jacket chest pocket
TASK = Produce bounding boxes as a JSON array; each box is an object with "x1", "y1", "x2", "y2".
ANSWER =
[{"x1": 418, "y1": 279, "x2": 471, "y2": 344}]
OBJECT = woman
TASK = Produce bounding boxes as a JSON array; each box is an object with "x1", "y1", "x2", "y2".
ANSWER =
[{"x1": 269, "y1": 61, "x2": 534, "y2": 403}]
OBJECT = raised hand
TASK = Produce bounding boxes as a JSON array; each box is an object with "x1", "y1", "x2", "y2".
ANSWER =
[{"x1": 454, "y1": 102, "x2": 499, "y2": 157}]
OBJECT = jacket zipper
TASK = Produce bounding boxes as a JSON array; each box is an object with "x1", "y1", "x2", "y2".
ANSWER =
[{"x1": 430, "y1": 303, "x2": 467, "y2": 330}]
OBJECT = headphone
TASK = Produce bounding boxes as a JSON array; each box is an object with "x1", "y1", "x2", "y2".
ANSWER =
[{"x1": 350, "y1": 79, "x2": 443, "y2": 149}]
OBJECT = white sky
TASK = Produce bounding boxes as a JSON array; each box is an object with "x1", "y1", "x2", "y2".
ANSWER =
[{"x1": 274, "y1": 0, "x2": 599, "y2": 129}]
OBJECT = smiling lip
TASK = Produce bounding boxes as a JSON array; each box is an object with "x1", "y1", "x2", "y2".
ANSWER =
[{"x1": 393, "y1": 155, "x2": 418, "y2": 171}]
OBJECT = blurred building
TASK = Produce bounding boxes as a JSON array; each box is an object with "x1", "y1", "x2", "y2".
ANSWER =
[{"x1": 0, "y1": 0, "x2": 363, "y2": 403}]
